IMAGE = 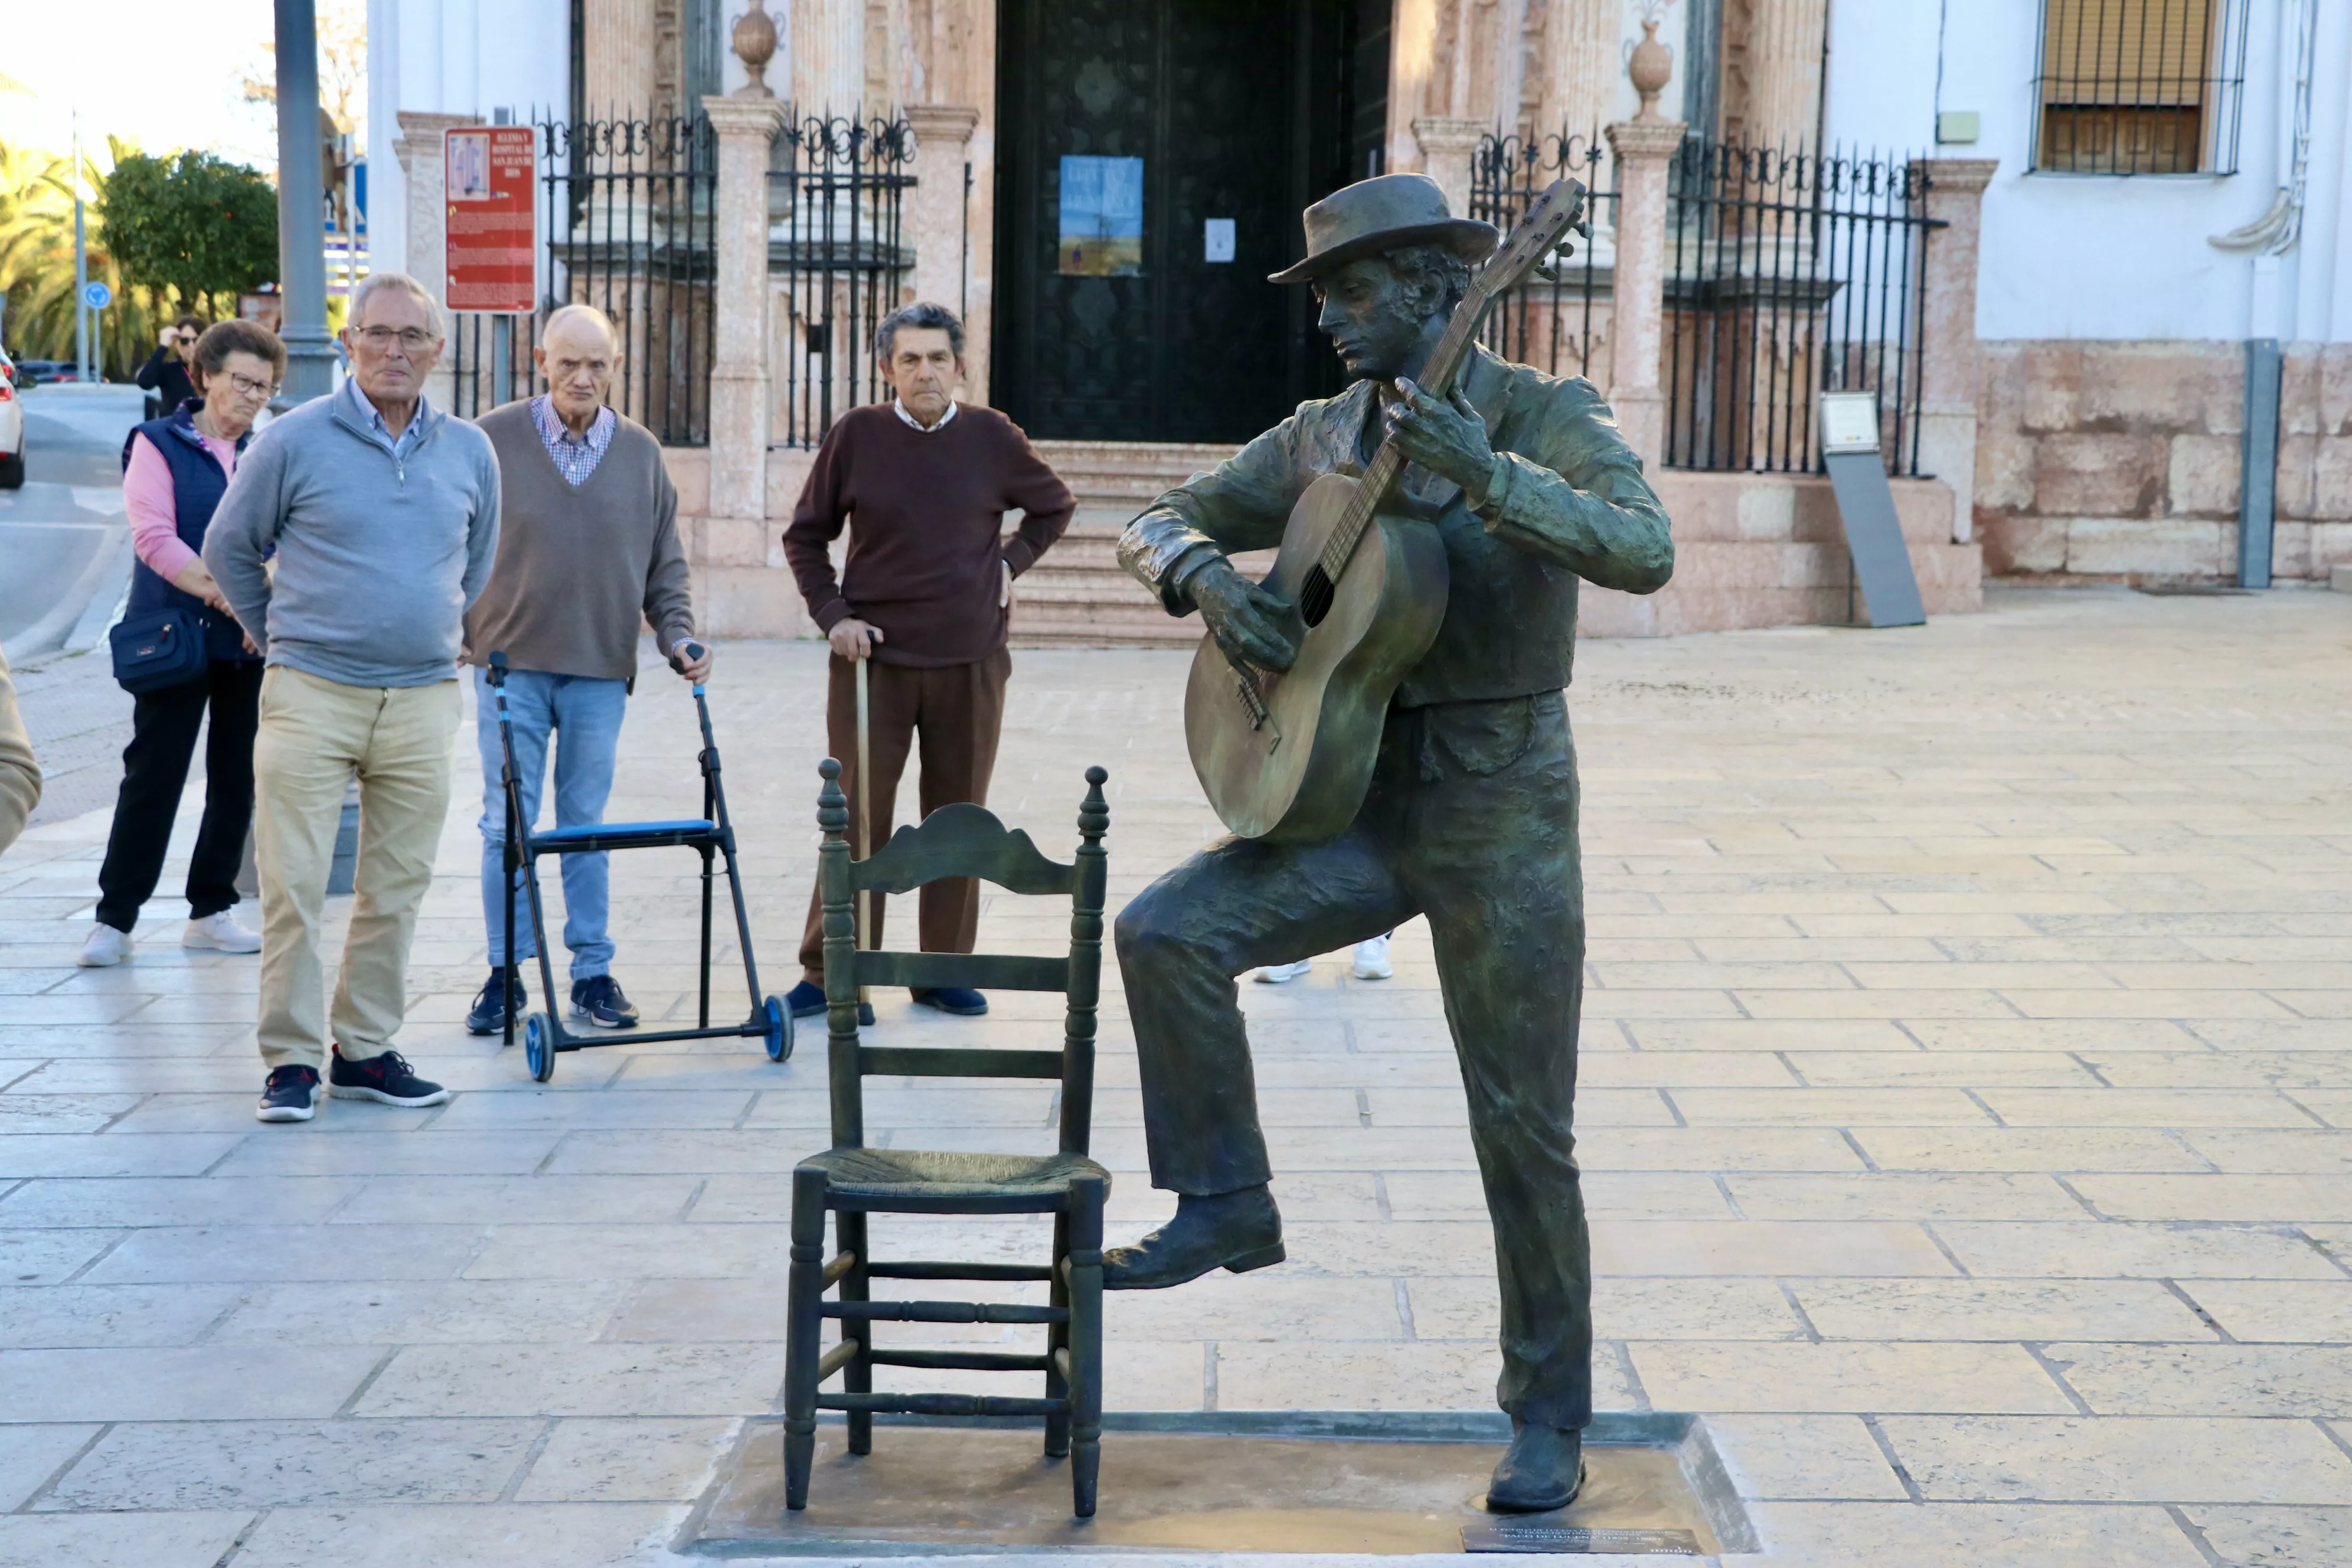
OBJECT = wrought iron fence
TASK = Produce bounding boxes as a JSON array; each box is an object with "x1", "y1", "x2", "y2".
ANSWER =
[
  {"x1": 1469, "y1": 130, "x2": 1618, "y2": 386},
  {"x1": 448, "y1": 113, "x2": 717, "y2": 445},
  {"x1": 768, "y1": 114, "x2": 917, "y2": 449},
  {"x1": 1664, "y1": 140, "x2": 1938, "y2": 476}
]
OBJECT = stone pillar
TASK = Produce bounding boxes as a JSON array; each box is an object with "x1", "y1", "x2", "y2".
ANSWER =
[
  {"x1": 391, "y1": 110, "x2": 476, "y2": 416},
  {"x1": 904, "y1": 104, "x2": 979, "y2": 313},
  {"x1": 1537, "y1": 0, "x2": 1623, "y2": 141},
  {"x1": 1740, "y1": 0, "x2": 1827, "y2": 151},
  {"x1": 1912, "y1": 158, "x2": 1997, "y2": 544},
  {"x1": 1412, "y1": 117, "x2": 1487, "y2": 223},
  {"x1": 584, "y1": 0, "x2": 658, "y2": 116},
  {"x1": 1604, "y1": 118, "x2": 1687, "y2": 469},
  {"x1": 795, "y1": 0, "x2": 868, "y2": 114},
  {"x1": 706, "y1": 96, "x2": 786, "y2": 518}
]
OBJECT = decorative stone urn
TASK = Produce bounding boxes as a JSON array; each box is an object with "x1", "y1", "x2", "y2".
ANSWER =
[
  {"x1": 732, "y1": 0, "x2": 779, "y2": 98},
  {"x1": 1629, "y1": 18, "x2": 1673, "y2": 121}
]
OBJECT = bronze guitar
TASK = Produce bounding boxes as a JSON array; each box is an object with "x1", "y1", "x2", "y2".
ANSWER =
[{"x1": 1182, "y1": 178, "x2": 1589, "y2": 844}]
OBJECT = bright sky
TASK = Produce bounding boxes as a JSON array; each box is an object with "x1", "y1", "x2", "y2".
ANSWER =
[{"x1": 0, "y1": 0, "x2": 283, "y2": 172}]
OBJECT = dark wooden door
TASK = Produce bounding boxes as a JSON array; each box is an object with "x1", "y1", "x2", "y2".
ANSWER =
[{"x1": 996, "y1": 0, "x2": 1354, "y2": 442}]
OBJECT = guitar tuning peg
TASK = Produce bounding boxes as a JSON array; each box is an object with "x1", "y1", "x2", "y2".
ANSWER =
[{"x1": 1576, "y1": 218, "x2": 1593, "y2": 238}]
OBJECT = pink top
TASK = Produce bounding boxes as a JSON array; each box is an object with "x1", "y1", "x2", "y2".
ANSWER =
[{"x1": 125, "y1": 427, "x2": 242, "y2": 584}]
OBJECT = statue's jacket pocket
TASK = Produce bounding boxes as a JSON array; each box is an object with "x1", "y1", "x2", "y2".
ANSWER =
[{"x1": 1422, "y1": 691, "x2": 1559, "y2": 778}]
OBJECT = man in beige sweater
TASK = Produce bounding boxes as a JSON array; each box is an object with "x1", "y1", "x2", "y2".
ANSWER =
[
  {"x1": 0, "y1": 649, "x2": 41, "y2": 852},
  {"x1": 462, "y1": 303, "x2": 704, "y2": 1036}
]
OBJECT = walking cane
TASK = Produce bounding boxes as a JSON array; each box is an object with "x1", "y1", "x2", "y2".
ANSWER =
[{"x1": 855, "y1": 654, "x2": 873, "y2": 1007}]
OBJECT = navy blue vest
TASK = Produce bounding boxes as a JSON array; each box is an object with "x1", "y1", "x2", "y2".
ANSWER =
[{"x1": 121, "y1": 403, "x2": 257, "y2": 664}]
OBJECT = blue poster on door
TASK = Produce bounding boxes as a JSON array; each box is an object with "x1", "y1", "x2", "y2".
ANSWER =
[{"x1": 1059, "y1": 155, "x2": 1144, "y2": 276}]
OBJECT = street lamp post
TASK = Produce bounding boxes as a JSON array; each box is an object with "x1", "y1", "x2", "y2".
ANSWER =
[
  {"x1": 274, "y1": 0, "x2": 335, "y2": 403},
  {"x1": 72, "y1": 113, "x2": 89, "y2": 383}
]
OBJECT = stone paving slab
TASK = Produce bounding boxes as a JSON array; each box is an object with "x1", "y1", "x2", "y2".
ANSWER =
[{"x1": 0, "y1": 587, "x2": 2348, "y2": 1564}]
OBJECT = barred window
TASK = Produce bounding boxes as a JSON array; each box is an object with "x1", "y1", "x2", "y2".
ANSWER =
[{"x1": 2032, "y1": 0, "x2": 2249, "y2": 175}]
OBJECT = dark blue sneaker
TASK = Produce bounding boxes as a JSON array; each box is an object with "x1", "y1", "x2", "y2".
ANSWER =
[
  {"x1": 328, "y1": 1048, "x2": 449, "y2": 1109},
  {"x1": 256, "y1": 1064, "x2": 320, "y2": 1123},
  {"x1": 466, "y1": 968, "x2": 526, "y2": 1035},
  {"x1": 786, "y1": 979, "x2": 872, "y2": 1027},
  {"x1": 912, "y1": 987, "x2": 988, "y2": 1017},
  {"x1": 570, "y1": 975, "x2": 640, "y2": 1029}
]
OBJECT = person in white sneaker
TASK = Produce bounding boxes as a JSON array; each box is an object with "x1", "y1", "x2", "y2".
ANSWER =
[
  {"x1": 79, "y1": 321, "x2": 285, "y2": 969},
  {"x1": 1251, "y1": 932, "x2": 1394, "y2": 984}
]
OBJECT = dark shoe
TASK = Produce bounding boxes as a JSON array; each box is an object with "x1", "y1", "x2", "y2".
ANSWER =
[
  {"x1": 1486, "y1": 1422, "x2": 1585, "y2": 1513},
  {"x1": 328, "y1": 1048, "x2": 450, "y2": 1108},
  {"x1": 466, "y1": 968, "x2": 527, "y2": 1036},
  {"x1": 911, "y1": 986, "x2": 988, "y2": 1017},
  {"x1": 256, "y1": 1064, "x2": 321, "y2": 1123},
  {"x1": 570, "y1": 974, "x2": 640, "y2": 1029},
  {"x1": 787, "y1": 979, "x2": 872, "y2": 1027},
  {"x1": 1103, "y1": 1186, "x2": 1285, "y2": 1290}
]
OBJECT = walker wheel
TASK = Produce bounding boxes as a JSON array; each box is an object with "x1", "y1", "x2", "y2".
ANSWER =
[
  {"x1": 524, "y1": 1012, "x2": 558, "y2": 1082},
  {"x1": 763, "y1": 995, "x2": 793, "y2": 1063}
]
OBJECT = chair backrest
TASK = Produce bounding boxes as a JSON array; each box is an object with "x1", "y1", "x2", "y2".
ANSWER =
[{"x1": 814, "y1": 759, "x2": 1110, "y2": 1156}]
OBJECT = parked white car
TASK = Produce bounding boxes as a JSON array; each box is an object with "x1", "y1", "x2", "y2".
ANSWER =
[{"x1": 0, "y1": 348, "x2": 24, "y2": 489}]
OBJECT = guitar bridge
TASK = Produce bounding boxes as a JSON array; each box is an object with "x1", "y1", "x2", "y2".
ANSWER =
[{"x1": 1231, "y1": 669, "x2": 1281, "y2": 749}]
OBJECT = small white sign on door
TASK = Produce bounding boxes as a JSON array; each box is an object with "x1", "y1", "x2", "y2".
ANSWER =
[{"x1": 1204, "y1": 218, "x2": 1236, "y2": 264}]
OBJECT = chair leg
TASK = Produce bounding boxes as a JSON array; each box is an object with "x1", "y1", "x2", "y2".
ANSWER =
[
  {"x1": 783, "y1": 1167, "x2": 828, "y2": 1510},
  {"x1": 838, "y1": 1209, "x2": 873, "y2": 1456},
  {"x1": 1067, "y1": 1175, "x2": 1106, "y2": 1519},
  {"x1": 1044, "y1": 1208, "x2": 1072, "y2": 1459}
]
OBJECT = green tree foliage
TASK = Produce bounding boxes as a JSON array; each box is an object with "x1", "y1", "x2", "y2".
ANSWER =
[{"x1": 100, "y1": 150, "x2": 278, "y2": 318}]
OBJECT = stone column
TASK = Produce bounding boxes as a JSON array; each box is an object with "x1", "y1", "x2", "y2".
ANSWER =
[
  {"x1": 704, "y1": 94, "x2": 788, "y2": 527},
  {"x1": 1911, "y1": 158, "x2": 1997, "y2": 544},
  {"x1": 391, "y1": 110, "x2": 477, "y2": 416},
  {"x1": 795, "y1": 0, "x2": 868, "y2": 114},
  {"x1": 584, "y1": 0, "x2": 658, "y2": 116},
  {"x1": 1742, "y1": 0, "x2": 1827, "y2": 151},
  {"x1": 1412, "y1": 117, "x2": 1487, "y2": 221},
  {"x1": 1537, "y1": 0, "x2": 1623, "y2": 141},
  {"x1": 1604, "y1": 118, "x2": 1687, "y2": 468},
  {"x1": 904, "y1": 104, "x2": 979, "y2": 313}
]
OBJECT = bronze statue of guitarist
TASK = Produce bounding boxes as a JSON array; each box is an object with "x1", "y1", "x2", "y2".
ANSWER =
[{"x1": 1108, "y1": 173, "x2": 1674, "y2": 1512}]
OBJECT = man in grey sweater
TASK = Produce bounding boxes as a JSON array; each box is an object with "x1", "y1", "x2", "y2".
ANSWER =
[
  {"x1": 460, "y1": 303, "x2": 704, "y2": 1037},
  {"x1": 205, "y1": 272, "x2": 501, "y2": 1123}
]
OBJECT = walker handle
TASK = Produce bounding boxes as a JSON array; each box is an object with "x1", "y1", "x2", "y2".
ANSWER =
[
  {"x1": 677, "y1": 640, "x2": 709, "y2": 699},
  {"x1": 486, "y1": 650, "x2": 509, "y2": 688}
]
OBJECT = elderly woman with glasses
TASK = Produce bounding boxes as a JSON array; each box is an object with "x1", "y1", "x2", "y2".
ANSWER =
[{"x1": 79, "y1": 319, "x2": 288, "y2": 969}]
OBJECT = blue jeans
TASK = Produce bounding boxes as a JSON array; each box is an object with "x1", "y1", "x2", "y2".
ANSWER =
[{"x1": 476, "y1": 667, "x2": 629, "y2": 980}]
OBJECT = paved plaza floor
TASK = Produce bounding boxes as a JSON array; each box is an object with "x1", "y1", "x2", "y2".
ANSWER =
[{"x1": 1, "y1": 586, "x2": 2348, "y2": 1566}]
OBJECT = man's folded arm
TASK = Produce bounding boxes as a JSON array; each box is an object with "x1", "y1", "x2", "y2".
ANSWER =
[
  {"x1": 1117, "y1": 418, "x2": 1304, "y2": 615},
  {"x1": 1472, "y1": 398, "x2": 1674, "y2": 594},
  {"x1": 1000, "y1": 430, "x2": 1076, "y2": 578},
  {"x1": 201, "y1": 431, "x2": 288, "y2": 647}
]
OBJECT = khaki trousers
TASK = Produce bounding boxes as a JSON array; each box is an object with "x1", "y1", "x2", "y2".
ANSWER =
[
  {"x1": 253, "y1": 666, "x2": 460, "y2": 1072},
  {"x1": 797, "y1": 648, "x2": 1011, "y2": 984}
]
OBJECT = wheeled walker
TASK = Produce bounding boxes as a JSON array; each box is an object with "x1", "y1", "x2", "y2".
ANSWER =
[{"x1": 485, "y1": 648, "x2": 790, "y2": 1081}]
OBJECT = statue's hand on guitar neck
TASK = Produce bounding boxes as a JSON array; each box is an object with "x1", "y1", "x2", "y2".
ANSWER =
[{"x1": 1190, "y1": 557, "x2": 1300, "y2": 674}]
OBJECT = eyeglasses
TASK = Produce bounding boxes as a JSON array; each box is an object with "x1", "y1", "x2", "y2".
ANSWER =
[
  {"x1": 175, "y1": 333, "x2": 198, "y2": 345},
  {"x1": 355, "y1": 326, "x2": 438, "y2": 351},
  {"x1": 227, "y1": 372, "x2": 278, "y2": 400}
]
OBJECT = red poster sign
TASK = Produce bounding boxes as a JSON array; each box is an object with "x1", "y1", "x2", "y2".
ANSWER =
[{"x1": 445, "y1": 126, "x2": 537, "y2": 313}]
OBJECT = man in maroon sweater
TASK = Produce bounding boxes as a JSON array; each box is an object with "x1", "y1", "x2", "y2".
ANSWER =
[{"x1": 782, "y1": 303, "x2": 1075, "y2": 1020}]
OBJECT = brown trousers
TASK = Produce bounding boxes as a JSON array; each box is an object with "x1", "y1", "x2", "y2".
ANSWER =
[{"x1": 798, "y1": 647, "x2": 1011, "y2": 983}]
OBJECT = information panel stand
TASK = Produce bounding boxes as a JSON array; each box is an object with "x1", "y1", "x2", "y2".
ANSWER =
[{"x1": 1819, "y1": 392, "x2": 1926, "y2": 628}]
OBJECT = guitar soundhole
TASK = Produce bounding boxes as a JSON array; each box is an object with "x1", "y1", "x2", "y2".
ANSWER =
[{"x1": 1300, "y1": 567, "x2": 1334, "y2": 628}]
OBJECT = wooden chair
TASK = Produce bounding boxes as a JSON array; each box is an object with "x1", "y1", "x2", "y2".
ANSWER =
[{"x1": 783, "y1": 759, "x2": 1112, "y2": 1519}]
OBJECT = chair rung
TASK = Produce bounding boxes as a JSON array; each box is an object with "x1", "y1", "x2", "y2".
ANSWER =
[
  {"x1": 858, "y1": 1046, "x2": 1064, "y2": 1080},
  {"x1": 865, "y1": 1261, "x2": 1054, "y2": 1282},
  {"x1": 825, "y1": 1299, "x2": 1067, "y2": 1325},
  {"x1": 819, "y1": 1392, "x2": 1067, "y2": 1419},
  {"x1": 818, "y1": 1338, "x2": 861, "y2": 1379},
  {"x1": 868, "y1": 1348, "x2": 1051, "y2": 1373},
  {"x1": 822, "y1": 1250, "x2": 858, "y2": 1287}
]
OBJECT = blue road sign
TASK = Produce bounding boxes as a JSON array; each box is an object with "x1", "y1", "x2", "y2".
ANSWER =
[{"x1": 81, "y1": 281, "x2": 112, "y2": 310}]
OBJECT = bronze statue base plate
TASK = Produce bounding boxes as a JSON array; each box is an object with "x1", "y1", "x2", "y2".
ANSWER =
[{"x1": 683, "y1": 1412, "x2": 1753, "y2": 1557}]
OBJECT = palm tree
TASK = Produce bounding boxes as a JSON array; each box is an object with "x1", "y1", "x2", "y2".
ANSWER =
[{"x1": 0, "y1": 136, "x2": 181, "y2": 379}]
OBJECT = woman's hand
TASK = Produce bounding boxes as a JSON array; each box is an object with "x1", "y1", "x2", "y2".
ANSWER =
[{"x1": 171, "y1": 558, "x2": 234, "y2": 616}]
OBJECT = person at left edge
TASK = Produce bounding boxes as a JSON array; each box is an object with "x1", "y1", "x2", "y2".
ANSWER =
[{"x1": 460, "y1": 303, "x2": 707, "y2": 1038}]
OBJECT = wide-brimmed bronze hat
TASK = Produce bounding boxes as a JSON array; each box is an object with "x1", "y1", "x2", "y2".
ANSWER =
[{"x1": 1269, "y1": 173, "x2": 1500, "y2": 285}]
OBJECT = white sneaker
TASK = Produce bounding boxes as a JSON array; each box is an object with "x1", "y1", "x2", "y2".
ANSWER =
[
  {"x1": 1352, "y1": 933, "x2": 1393, "y2": 981},
  {"x1": 183, "y1": 910, "x2": 262, "y2": 953},
  {"x1": 1253, "y1": 959, "x2": 1312, "y2": 984},
  {"x1": 77, "y1": 924, "x2": 131, "y2": 967}
]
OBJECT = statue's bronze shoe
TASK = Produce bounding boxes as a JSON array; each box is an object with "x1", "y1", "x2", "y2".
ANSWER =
[
  {"x1": 1103, "y1": 1186, "x2": 1284, "y2": 1290},
  {"x1": 1485, "y1": 1422, "x2": 1585, "y2": 1513}
]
